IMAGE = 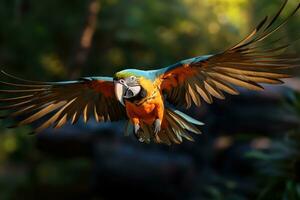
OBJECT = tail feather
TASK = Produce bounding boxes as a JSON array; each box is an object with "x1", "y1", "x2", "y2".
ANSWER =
[
  {"x1": 167, "y1": 109, "x2": 202, "y2": 134},
  {"x1": 125, "y1": 107, "x2": 204, "y2": 145}
]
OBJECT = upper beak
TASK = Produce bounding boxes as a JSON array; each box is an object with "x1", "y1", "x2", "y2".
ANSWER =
[{"x1": 114, "y1": 82, "x2": 125, "y2": 106}]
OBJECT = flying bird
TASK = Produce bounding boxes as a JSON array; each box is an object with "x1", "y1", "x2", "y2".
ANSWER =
[{"x1": 0, "y1": 0, "x2": 300, "y2": 145}]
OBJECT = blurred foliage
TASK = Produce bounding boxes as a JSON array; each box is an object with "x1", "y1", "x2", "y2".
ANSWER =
[
  {"x1": 1, "y1": 0, "x2": 298, "y2": 78},
  {"x1": 247, "y1": 93, "x2": 300, "y2": 200},
  {"x1": 0, "y1": 0, "x2": 299, "y2": 199}
]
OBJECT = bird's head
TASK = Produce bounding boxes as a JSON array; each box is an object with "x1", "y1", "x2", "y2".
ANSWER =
[{"x1": 113, "y1": 69, "x2": 147, "y2": 106}]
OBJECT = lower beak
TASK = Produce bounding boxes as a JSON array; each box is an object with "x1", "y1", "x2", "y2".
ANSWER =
[{"x1": 114, "y1": 82, "x2": 125, "y2": 106}]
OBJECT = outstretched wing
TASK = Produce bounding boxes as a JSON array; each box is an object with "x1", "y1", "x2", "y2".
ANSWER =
[
  {"x1": 156, "y1": 0, "x2": 300, "y2": 108},
  {"x1": 0, "y1": 71, "x2": 126, "y2": 132}
]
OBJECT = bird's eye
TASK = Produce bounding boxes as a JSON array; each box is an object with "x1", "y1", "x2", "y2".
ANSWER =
[{"x1": 130, "y1": 76, "x2": 136, "y2": 81}]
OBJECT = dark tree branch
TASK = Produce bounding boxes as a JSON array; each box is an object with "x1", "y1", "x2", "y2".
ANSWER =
[{"x1": 68, "y1": 0, "x2": 100, "y2": 79}]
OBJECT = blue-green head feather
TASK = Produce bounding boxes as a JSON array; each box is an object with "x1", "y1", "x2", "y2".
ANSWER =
[{"x1": 114, "y1": 69, "x2": 157, "y2": 81}]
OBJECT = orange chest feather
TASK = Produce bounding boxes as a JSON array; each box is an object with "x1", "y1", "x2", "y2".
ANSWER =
[
  {"x1": 127, "y1": 102, "x2": 156, "y2": 116},
  {"x1": 125, "y1": 91, "x2": 163, "y2": 119},
  {"x1": 124, "y1": 77, "x2": 165, "y2": 123}
]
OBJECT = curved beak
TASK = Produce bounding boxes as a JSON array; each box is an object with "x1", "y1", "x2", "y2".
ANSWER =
[{"x1": 114, "y1": 82, "x2": 125, "y2": 106}]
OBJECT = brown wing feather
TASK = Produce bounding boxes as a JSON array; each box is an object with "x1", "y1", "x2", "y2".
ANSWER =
[
  {"x1": 158, "y1": 0, "x2": 300, "y2": 108},
  {"x1": 0, "y1": 72, "x2": 126, "y2": 132}
]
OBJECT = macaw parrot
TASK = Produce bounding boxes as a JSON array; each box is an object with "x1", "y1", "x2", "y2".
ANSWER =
[{"x1": 0, "y1": 0, "x2": 299, "y2": 145}]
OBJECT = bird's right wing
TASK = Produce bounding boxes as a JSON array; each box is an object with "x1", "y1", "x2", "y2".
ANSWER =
[{"x1": 0, "y1": 71, "x2": 127, "y2": 132}]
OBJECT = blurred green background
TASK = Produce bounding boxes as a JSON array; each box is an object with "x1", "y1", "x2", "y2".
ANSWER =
[{"x1": 0, "y1": 0, "x2": 300, "y2": 199}]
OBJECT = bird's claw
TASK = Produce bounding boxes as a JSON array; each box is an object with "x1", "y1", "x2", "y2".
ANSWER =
[{"x1": 153, "y1": 119, "x2": 161, "y2": 134}]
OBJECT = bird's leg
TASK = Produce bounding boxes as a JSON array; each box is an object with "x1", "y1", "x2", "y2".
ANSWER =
[
  {"x1": 134, "y1": 123, "x2": 142, "y2": 139},
  {"x1": 131, "y1": 118, "x2": 144, "y2": 142},
  {"x1": 134, "y1": 124, "x2": 145, "y2": 143},
  {"x1": 153, "y1": 119, "x2": 161, "y2": 134},
  {"x1": 134, "y1": 123, "x2": 141, "y2": 135},
  {"x1": 153, "y1": 102, "x2": 163, "y2": 135}
]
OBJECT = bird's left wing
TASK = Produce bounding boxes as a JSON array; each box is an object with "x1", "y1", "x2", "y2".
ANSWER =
[
  {"x1": 0, "y1": 71, "x2": 126, "y2": 132},
  {"x1": 156, "y1": 0, "x2": 300, "y2": 108}
]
